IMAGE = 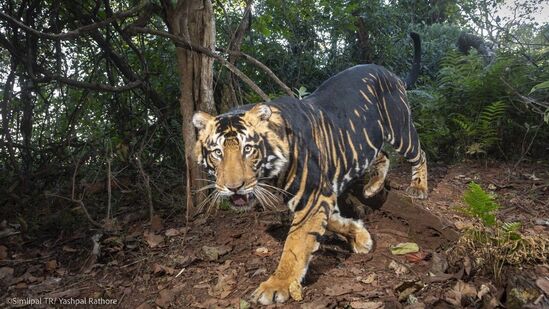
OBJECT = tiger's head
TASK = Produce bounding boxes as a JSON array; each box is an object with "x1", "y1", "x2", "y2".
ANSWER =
[{"x1": 192, "y1": 104, "x2": 289, "y2": 210}]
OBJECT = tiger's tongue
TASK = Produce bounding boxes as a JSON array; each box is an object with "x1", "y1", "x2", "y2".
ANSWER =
[{"x1": 231, "y1": 194, "x2": 248, "y2": 206}]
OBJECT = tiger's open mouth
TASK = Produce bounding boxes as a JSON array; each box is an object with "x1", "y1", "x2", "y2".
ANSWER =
[{"x1": 230, "y1": 193, "x2": 254, "y2": 208}]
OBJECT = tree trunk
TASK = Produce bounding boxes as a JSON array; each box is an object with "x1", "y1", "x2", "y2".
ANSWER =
[{"x1": 166, "y1": 0, "x2": 216, "y2": 213}]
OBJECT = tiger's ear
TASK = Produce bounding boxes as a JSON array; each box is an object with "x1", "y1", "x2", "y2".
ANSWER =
[
  {"x1": 245, "y1": 104, "x2": 272, "y2": 125},
  {"x1": 192, "y1": 111, "x2": 214, "y2": 131}
]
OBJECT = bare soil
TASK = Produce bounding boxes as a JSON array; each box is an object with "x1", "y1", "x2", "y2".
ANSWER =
[{"x1": 1, "y1": 162, "x2": 548, "y2": 308}]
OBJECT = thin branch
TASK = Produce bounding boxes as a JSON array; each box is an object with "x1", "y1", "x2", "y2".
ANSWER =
[
  {"x1": 136, "y1": 156, "x2": 154, "y2": 223},
  {"x1": 0, "y1": 33, "x2": 144, "y2": 92},
  {"x1": 128, "y1": 26, "x2": 271, "y2": 102},
  {"x1": 218, "y1": 47, "x2": 294, "y2": 97},
  {"x1": 0, "y1": 1, "x2": 148, "y2": 41}
]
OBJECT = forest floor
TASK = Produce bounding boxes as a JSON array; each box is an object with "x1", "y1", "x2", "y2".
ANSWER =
[{"x1": 1, "y1": 162, "x2": 549, "y2": 308}]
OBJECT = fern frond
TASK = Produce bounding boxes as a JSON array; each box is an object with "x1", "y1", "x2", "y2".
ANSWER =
[{"x1": 462, "y1": 182, "x2": 500, "y2": 226}]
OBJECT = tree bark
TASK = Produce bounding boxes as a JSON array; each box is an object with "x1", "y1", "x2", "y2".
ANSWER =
[{"x1": 165, "y1": 0, "x2": 216, "y2": 213}]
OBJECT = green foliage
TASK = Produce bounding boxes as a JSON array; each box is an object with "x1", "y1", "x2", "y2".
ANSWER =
[
  {"x1": 452, "y1": 101, "x2": 507, "y2": 155},
  {"x1": 461, "y1": 182, "x2": 500, "y2": 226},
  {"x1": 530, "y1": 80, "x2": 549, "y2": 93},
  {"x1": 294, "y1": 86, "x2": 310, "y2": 99}
]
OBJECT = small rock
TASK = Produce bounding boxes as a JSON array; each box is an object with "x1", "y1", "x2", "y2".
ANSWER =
[
  {"x1": 202, "y1": 245, "x2": 231, "y2": 261},
  {"x1": 254, "y1": 247, "x2": 269, "y2": 256}
]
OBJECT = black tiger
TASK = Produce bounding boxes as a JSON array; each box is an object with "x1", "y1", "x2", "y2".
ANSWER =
[{"x1": 191, "y1": 33, "x2": 427, "y2": 305}]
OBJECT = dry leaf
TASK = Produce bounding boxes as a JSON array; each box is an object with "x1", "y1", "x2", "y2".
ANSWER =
[
  {"x1": 153, "y1": 264, "x2": 175, "y2": 276},
  {"x1": 62, "y1": 245, "x2": 78, "y2": 253},
  {"x1": 0, "y1": 245, "x2": 7, "y2": 260},
  {"x1": 45, "y1": 260, "x2": 57, "y2": 271},
  {"x1": 536, "y1": 278, "x2": 549, "y2": 295},
  {"x1": 396, "y1": 280, "x2": 424, "y2": 302},
  {"x1": 0, "y1": 267, "x2": 14, "y2": 281},
  {"x1": 210, "y1": 270, "x2": 236, "y2": 299},
  {"x1": 155, "y1": 284, "x2": 186, "y2": 308},
  {"x1": 388, "y1": 260, "x2": 408, "y2": 276},
  {"x1": 144, "y1": 231, "x2": 165, "y2": 248},
  {"x1": 361, "y1": 273, "x2": 377, "y2": 284},
  {"x1": 405, "y1": 251, "x2": 428, "y2": 263},
  {"x1": 430, "y1": 252, "x2": 448, "y2": 274},
  {"x1": 390, "y1": 242, "x2": 419, "y2": 255},
  {"x1": 165, "y1": 228, "x2": 180, "y2": 237},
  {"x1": 150, "y1": 215, "x2": 163, "y2": 232},
  {"x1": 445, "y1": 280, "x2": 477, "y2": 306}
]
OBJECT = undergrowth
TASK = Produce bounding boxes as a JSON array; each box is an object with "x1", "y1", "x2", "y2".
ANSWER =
[{"x1": 452, "y1": 182, "x2": 548, "y2": 281}]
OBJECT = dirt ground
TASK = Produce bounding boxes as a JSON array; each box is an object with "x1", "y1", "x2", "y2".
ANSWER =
[{"x1": 1, "y1": 162, "x2": 548, "y2": 308}]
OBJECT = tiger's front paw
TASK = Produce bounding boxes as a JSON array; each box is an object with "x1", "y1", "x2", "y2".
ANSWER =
[{"x1": 251, "y1": 277, "x2": 302, "y2": 305}]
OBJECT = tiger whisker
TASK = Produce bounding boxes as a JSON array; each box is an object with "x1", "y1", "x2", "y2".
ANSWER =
[
  {"x1": 257, "y1": 182, "x2": 293, "y2": 197},
  {"x1": 194, "y1": 184, "x2": 216, "y2": 193}
]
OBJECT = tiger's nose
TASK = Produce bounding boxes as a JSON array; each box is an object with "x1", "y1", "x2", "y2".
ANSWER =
[{"x1": 226, "y1": 182, "x2": 244, "y2": 193}]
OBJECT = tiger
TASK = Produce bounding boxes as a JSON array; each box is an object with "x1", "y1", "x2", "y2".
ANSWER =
[{"x1": 192, "y1": 33, "x2": 427, "y2": 305}]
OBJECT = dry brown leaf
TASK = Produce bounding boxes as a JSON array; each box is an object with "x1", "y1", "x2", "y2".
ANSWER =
[
  {"x1": 209, "y1": 270, "x2": 237, "y2": 299},
  {"x1": 0, "y1": 266, "x2": 14, "y2": 282},
  {"x1": 388, "y1": 260, "x2": 408, "y2": 276},
  {"x1": 62, "y1": 245, "x2": 78, "y2": 253},
  {"x1": 144, "y1": 231, "x2": 165, "y2": 248},
  {"x1": 165, "y1": 228, "x2": 180, "y2": 237},
  {"x1": 153, "y1": 263, "x2": 175, "y2": 276},
  {"x1": 430, "y1": 252, "x2": 448, "y2": 274},
  {"x1": 155, "y1": 284, "x2": 186, "y2": 308},
  {"x1": 536, "y1": 278, "x2": 549, "y2": 295},
  {"x1": 360, "y1": 273, "x2": 377, "y2": 284},
  {"x1": 150, "y1": 215, "x2": 163, "y2": 232},
  {"x1": 405, "y1": 251, "x2": 428, "y2": 263},
  {"x1": 45, "y1": 260, "x2": 57, "y2": 272},
  {"x1": 0, "y1": 245, "x2": 7, "y2": 260},
  {"x1": 445, "y1": 280, "x2": 477, "y2": 306}
]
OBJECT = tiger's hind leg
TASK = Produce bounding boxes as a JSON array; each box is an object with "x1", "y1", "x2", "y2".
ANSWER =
[
  {"x1": 327, "y1": 210, "x2": 373, "y2": 253},
  {"x1": 363, "y1": 151, "x2": 390, "y2": 198},
  {"x1": 406, "y1": 149, "x2": 428, "y2": 199}
]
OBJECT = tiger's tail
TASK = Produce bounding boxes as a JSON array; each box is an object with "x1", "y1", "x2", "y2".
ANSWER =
[{"x1": 404, "y1": 32, "x2": 421, "y2": 89}]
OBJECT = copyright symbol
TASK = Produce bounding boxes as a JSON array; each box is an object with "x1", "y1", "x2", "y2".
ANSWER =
[{"x1": 6, "y1": 298, "x2": 13, "y2": 305}]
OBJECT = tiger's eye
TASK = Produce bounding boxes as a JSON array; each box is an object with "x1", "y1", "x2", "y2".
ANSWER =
[
  {"x1": 214, "y1": 149, "x2": 222, "y2": 156},
  {"x1": 244, "y1": 145, "x2": 253, "y2": 153}
]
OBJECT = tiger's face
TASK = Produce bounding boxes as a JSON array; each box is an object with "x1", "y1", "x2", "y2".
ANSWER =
[{"x1": 192, "y1": 104, "x2": 288, "y2": 210}]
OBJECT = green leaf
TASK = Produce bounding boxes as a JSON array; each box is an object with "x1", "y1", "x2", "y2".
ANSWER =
[
  {"x1": 529, "y1": 80, "x2": 549, "y2": 94},
  {"x1": 462, "y1": 182, "x2": 500, "y2": 226},
  {"x1": 390, "y1": 242, "x2": 420, "y2": 255}
]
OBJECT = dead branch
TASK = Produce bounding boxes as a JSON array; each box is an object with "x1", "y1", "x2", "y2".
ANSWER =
[
  {"x1": 128, "y1": 26, "x2": 271, "y2": 102},
  {"x1": 0, "y1": 1, "x2": 148, "y2": 41}
]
